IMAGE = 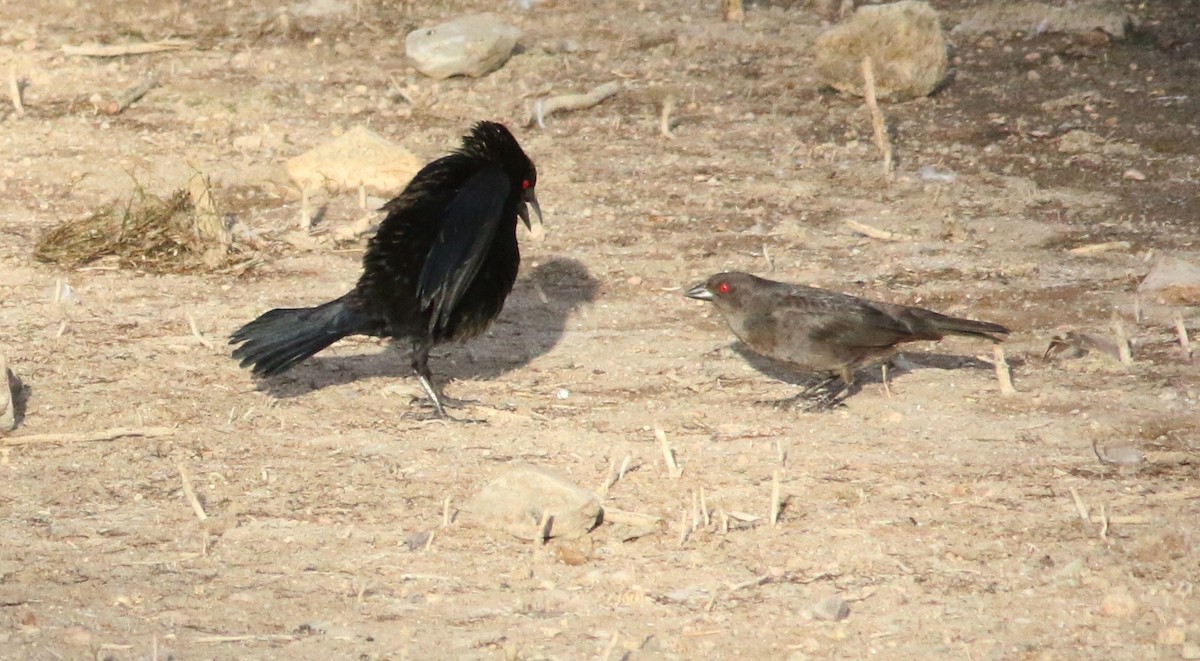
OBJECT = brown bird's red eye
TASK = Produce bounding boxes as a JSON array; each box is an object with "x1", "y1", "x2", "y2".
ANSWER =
[
  {"x1": 521, "y1": 179, "x2": 531, "y2": 190},
  {"x1": 718, "y1": 282, "x2": 732, "y2": 294}
]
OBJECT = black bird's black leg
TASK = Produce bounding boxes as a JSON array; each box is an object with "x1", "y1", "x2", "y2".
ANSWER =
[{"x1": 410, "y1": 341, "x2": 447, "y2": 419}]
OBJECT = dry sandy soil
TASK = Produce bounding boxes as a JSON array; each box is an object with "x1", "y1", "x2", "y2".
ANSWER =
[{"x1": 2, "y1": 1, "x2": 1199, "y2": 659}]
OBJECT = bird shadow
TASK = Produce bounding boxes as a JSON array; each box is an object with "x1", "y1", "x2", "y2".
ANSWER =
[{"x1": 251, "y1": 257, "x2": 599, "y2": 398}]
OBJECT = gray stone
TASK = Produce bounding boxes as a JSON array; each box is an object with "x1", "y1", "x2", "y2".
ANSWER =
[
  {"x1": 1138, "y1": 256, "x2": 1200, "y2": 306},
  {"x1": 810, "y1": 594, "x2": 851, "y2": 621},
  {"x1": 951, "y1": 2, "x2": 1134, "y2": 39},
  {"x1": 812, "y1": 0, "x2": 948, "y2": 100},
  {"x1": 405, "y1": 14, "x2": 522, "y2": 80},
  {"x1": 465, "y1": 464, "x2": 602, "y2": 541}
]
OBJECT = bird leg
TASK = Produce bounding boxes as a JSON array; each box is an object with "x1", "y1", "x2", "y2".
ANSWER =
[{"x1": 407, "y1": 342, "x2": 482, "y2": 421}]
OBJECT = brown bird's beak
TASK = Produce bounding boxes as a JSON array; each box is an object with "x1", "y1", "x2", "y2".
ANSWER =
[
  {"x1": 519, "y1": 189, "x2": 545, "y2": 241},
  {"x1": 685, "y1": 283, "x2": 713, "y2": 301}
]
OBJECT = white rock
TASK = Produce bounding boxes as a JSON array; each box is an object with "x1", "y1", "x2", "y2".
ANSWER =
[
  {"x1": 465, "y1": 464, "x2": 602, "y2": 541},
  {"x1": 284, "y1": 126, "x2": 422, "y2": 195},
  {"x1": 406, "y1": 14, "x2": 522, "y2": 80},
  {"x1": 812, "y1": 0, "x2": 948, "y2": 100}
]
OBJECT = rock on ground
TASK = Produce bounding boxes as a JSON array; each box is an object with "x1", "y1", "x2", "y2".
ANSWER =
[
  {"x1": 465, "y1": 464, "x2": 602, "y2": 541},
  {"x1": 812, "y1": 0, "x2": 948, "y2": 100},
  {"x1": 1138, "y1": 256, "x2": 1200, "y2": 306},
  {"x1": 284, "y1": 126, "x2": 422, "y2": 195},
  {"x1": 950, "y1": 2, "x2": 1134, "y2": 39},
  {"x1": 406, "y1": 14, "x2": 522, "y2": 80}
]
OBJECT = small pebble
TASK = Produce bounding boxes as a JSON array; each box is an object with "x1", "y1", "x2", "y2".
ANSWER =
[
  {"x1": 1099, "y1": 590, "x2": 1138, "y2": 618},
  {"x1": 556, "y1": 388, "x2": 570, "y2": 400},
  {"x1": 1123, "y1": 168, "x2": 1146, "y2": 181},
  {"x1": 811, "y1": 594, "x2": 850, "y2": 621}
]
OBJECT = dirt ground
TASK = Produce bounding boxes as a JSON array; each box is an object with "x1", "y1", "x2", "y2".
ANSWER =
[{"x1": 2, "y1": 0, "x2": 1198, "y2": 659}]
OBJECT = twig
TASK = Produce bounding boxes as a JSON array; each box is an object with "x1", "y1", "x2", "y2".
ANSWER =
[
  {"x1": 8, "y1": 66, "x2": 24, "y2": 117},
  {"x1": 526, "y1": 81, "x2": 620, "y2": 128},
  {"x1": 861, "y1": 56, "x2": 894, "y2": 179},
  {"x1": 655, "y1": 423, "x2": 682, "y2": 478},
  {"x1": 844, "y1": 219, "x2": 910, "y2": 242},
  {"x1": 770, "y1": 470, "x2": 782, "y2": 526},
  {"x1": 700, "y1": 486, "x2": 710, "y2": 527},
  {"x1": 1113, "y1": 317, "x2": 1133, "y2": 365},
  {"x1": 727, "y1": 574, "x2": 771, "y2": 592},
  {"x1": 600, "y1": 631, "x2": 621, "y2": 661},
  {"x1": 722, "y1": 0, "x2": 745, "y2": 22},
  {"x1": 177, "y1": 463, "x2": 208, "y2": 522},
  {"x1": 1098, "y1": 504, "x2": 1109, "y2": 540},
  {"x1": 62, "y1": 39, "x2": 194, "y2": 58},
  {"x1": 1175, "y1": 311, "x2": 1192, "y2": 360},
  {"x1": 106, "y1": 78, "x2": 158, "y2": 115},
  {"x1": 676, "y1": 509, "x2": 689, "y2": 547},
  {"x1": 536, "y1": 509, "x2": 552, "y2": 545},
  {"x1": 186, "y1": 312, "x2": 215, "y2": 349},
  {"x1": 993, "y1": 345, "x2": 1017, "y2": 395},
  {"x1": 442, "y1": 496, "x2": 452, "y2": 527},
  {"x1": 660, "y1": 97, "x2": 675, "y2": 139},
  {"x1": 1068, "y1": 487, "x2": 1089, "y2": 522},
  {"x1": 1067, "y1": 241, "x2": 1131, "y2": 255},
  {"x1": 3, "y1": 426, "x2": 175, "y2": 446},
  {"x1": 775, "y1": 438, "x2": 786, "y2": 466},
  {"x1": 193, "y1": 634, "x2": 296, "y2": 644}
]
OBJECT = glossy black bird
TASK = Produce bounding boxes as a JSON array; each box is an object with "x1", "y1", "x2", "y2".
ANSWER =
[
  {"x1": 686, "y1": 272, "x2": 1010, "y2": 408},
  {"x1": 230, "y1": 121, "x2": 541, "y2": 418}
]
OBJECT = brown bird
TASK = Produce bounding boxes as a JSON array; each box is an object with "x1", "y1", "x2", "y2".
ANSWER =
[{"x1": 685, "y1": 272, "x2": 1010, "y2": 408}]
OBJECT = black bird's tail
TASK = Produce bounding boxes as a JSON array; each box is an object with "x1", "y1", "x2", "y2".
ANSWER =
[{"x1": 230, "y1": 293, "x2": 377, "y2": 377}]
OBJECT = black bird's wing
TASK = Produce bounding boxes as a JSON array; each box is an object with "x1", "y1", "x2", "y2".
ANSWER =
[{"x1": 417, "y1": 165, "x2": 510, "y2": 331}]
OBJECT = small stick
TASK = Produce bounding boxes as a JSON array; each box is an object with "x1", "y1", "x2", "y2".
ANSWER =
[
  {"x1": 690, "y1": 491, "x2": 700, "y2": 531},
  {"x1": 8, "y1": 66, "x2": 24, "y2": 117},
  {"x1": 1067, "y1": 241, "x2": 1131, "y2": 255},
  {"x1": 441, "y1": 496, "x2": 452, "y2": 527},
  {"x1": 762, "y1": 244, "x2": 774, "y2": 272},
  {"x1": 722, "y1": 0, "x2": 745, "y2": 22},
  {"x1": 770, "y1": 470, "x2": 783, "y2": 526},
  {"x1": 1175, "y1": 311, "x2": 1192, "y2": 360},
  {"x1": 676, "y1": 509, "x2": 689, "y2": 547},
  {"x1": 106, "y1": 78, "x2": 157, "y2": 115},
  {"x1": 193, "y1": 634, "x2": 296, "y2": 644},
  {"x1": 655, "y1": 423, "x2": 682, "y2": 478},
  {"x1": 424, "y1": 529, "x2": 436, "y2": 551},
  {"x1": 617, "y1": 455, "x2": 632, "y2": 481},
  {"x1": 720, "y1": 509, "x2": 730, "y2": 535},
  {"x1": 536, "y1": 509, "x2": 552, "y2": 544},
  {"x1": 525, "y1": 81, "x2": 620, "y2": 128},
  {"x1": 728, "y1": 574, "x2": 771, "y2": 592},
  {"x1": 993, "y1": 345, "x2": 1017, "y2": 395},
  {"x1": 186, "y1": 312, "x2": 215, "y2": 349},
  {"x1": 177, "y1": 463, "x2": 208, "y2": 521},
  {"x1": 1133, "y1": 295, "x2": 1143, "y2": 324},
  {"x1": 1098, "y1": 504, "x2": 1109, "y2": 540},
  {"x1": 861, "y1": 56, "x2": 894, "y2": 179},
  {"x1": 881, "y1": 363, "x2": 893, "y2": 398},
  {"x1": 598, "y1": 457, "x2": 618, "y2": 495},
  {"x1": 1068, "y1": 487, "x2": 1089, "y2": 522},
  {"x1": 660, "y1": 98, "x2": 675, "y2": 139},
  {"x1": 775, "y1": 439, "x2": 786, "y2": 466},
  {"x1": 3, "y1": 426, "x2": 175, "y2": 446},
  {"x1": 600, "y1": 631, "x2": 621, "y2": 661},
  {"x1": 62, "y1": 39, "x2": 194, "y2": 58},
  {"x1": 1113, "y1": 318, "x2": 1133, "y2": 365},
  {"x1": 700, "y1": 487, "x2": 710, "y2": 527},
  {"x1": 845, "y1": 219, "x2": 909, "y2": 242}
]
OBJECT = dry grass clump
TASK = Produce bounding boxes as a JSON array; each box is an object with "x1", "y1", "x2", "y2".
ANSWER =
[{"x1": 34, "y1": 179, "x2": 258, "y2": 274}]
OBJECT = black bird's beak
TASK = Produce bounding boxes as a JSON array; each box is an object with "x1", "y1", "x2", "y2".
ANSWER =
[
  {"x1": 685, "y1": 283, "x2": 714, "y2": 301},
  {"x1": 519, "y1": 190, "x2": 545, "y2": 241}
]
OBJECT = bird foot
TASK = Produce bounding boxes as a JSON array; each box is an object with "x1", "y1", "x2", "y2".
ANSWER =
[{"x1": 405, "y1": 392, "x2": 485, "y2": 423}]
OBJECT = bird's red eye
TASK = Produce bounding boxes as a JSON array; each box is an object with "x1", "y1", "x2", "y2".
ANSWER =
[
  {"x1": 521, "y1": 179, "x2": 531, "y2": 190},
  {"x1": 718, "y1": 282, "x2": 732, "y2": 294}
]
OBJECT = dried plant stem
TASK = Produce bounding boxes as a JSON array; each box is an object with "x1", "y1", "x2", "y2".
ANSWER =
[
  {"x1": 1068, "y1": 487, "x2": 1089, "y2": 522},
  {"x1": 8, "y1": 66, "x2": 24, "y2": 117},
  {"x1": 845, "y1": 219, "x2": 909, "y2": 242},
  {"x1": 993, "y1": 345, "x2": 1017, "y2": 395},
  {"x1": 177, "y1": 463, "x2": 209, "y2": 522},
  {"x1": 3, "y1": 426, "x2": 175, "y2": 446},
  {"x1": 770, "y1": 470, "x2": 783, "y2": 526},
  {"x1": 1175, "y1": 311, "x2": 1192, "y2": 360},
  {"x1": 655, "y1": 423, "x2": 682, "y2": 478},
  {"x1": 106, "y1": 78, "x2": 157, "y2": 115},
  {"x1": 526, "y1": 81, "x2": 620, "y2": 128},
  {"x1": 861, "y1": 56, "x2": 894, "y2": 179},
  {"x1": 62, "y1": 39, "x2": 193, "y2": 57},
  {"x1": 1113, "y1": 318, "x2": 1133, "y2": 365}
]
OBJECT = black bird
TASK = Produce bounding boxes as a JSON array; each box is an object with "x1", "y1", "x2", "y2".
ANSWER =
[
  {"x1": 686, "y1": 272, "x2": 1010, "y2": 407},
  {"x1": 230, "y1": 121, "x2": 541, "y2": 418}
]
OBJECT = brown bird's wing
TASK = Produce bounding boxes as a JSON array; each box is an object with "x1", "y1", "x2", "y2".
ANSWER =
[
  {"x1": 781, "y1": 290, "x2": 919, "y2": 349},
  {"x1": 417, "y1": 165, "x2": 509, "y2": 332}
]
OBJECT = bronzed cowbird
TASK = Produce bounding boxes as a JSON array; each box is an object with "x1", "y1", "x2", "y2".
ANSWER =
[{"x1": 686, "y1": 272, "x2": 1010, "y2": 407}]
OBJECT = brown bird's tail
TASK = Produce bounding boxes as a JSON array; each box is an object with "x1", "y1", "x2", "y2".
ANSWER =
[
  {"x1": 230, "y1": 293, "x2": 379, "y2": 376},
  {"x1": 916, "y1": 309, "x2": 1010, "y2": 342}
]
